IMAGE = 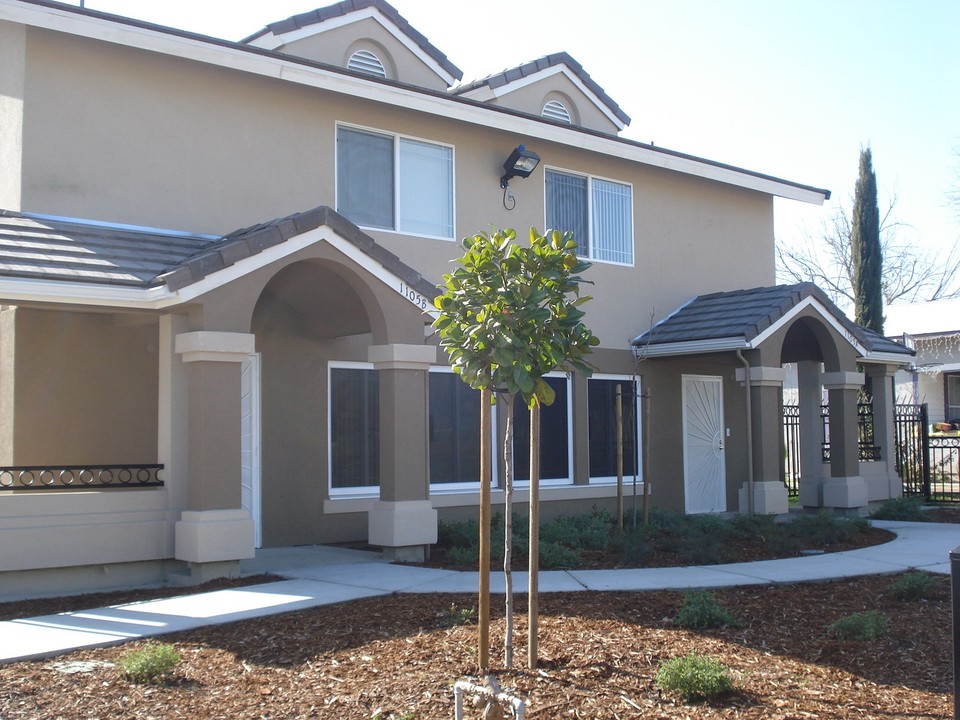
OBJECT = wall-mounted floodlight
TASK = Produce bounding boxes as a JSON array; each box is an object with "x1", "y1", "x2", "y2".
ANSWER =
[{"x1": 500, "y1": 145, "x2": 541, "y2": 189}]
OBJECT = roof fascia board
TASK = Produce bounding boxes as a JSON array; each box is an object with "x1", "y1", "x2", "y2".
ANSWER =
[
  {"x1": 0, "y1": 222, "x2": 436, "y2": 315},
  {"x1": 0, "y1": 1, "x2": 827, "y2": 204},
  {"x1": 462, "y1": 65, "x2": 626, "y2": 130},
  {"x1": 748, "y1": 295, "x2": 868, "y2": 355},
  {"x1": 635, "y1": 337, "x2": 750, "y2": 358},
  {"x1": 244, "y1": 7, "x2": 458, "y2": 87},
  {"x1": 860, "y1": 352, "x2": 913, "y2": 366}
]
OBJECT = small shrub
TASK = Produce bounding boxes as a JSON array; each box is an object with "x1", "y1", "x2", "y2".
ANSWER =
[
  {"x1": 674, "y1": 590, "x2": 739, "y2": 629},
  {"x1": 888, "y1": 571, "x2": 936, "y2": 601},
  {"x1": 437, "y1": 518, "x2": 479, "y2": 548},
  {"x1": 870, "y1": 496, "x2": 927, "y2": 521},
  {"x1": 118, "y1": 642, "x2": 180, "y2": 684},
  {"x1": 445, "y1": 544, "x2": 479, "y2": 567},
  {"x1": 828, "y1": 610, "x2": 888, "y2": 640},
  {"x1": 538, "y1": 540, "x2": 580, "y2": 569},
  {"x1": 655, "y1": 653, "x2": 734, "y2": 702},
  {"x1": 440, "y1": 603, "x2": 477, "y2": 627}
]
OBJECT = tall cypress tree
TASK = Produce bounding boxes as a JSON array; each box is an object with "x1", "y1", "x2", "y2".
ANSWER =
[{"x1": 851, "y1": 147, "x2": 883, "y2": 334}]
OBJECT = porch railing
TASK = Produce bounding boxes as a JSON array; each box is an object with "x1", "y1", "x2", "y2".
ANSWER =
[{"x1": 0, "y1": 464, "x2": 163, "y2": 490}]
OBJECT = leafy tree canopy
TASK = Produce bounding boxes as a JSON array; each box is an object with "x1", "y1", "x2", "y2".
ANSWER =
[{"x1": 433, "y1": 228, "x2": 599, "y2": 408}]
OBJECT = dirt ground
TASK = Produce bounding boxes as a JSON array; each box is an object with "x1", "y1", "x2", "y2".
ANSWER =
[{"x1": 0, "y1": 513, "x2": 955, "y2": 719}]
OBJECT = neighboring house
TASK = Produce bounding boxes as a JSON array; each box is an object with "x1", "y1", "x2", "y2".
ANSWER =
[
  {"x1": 886, "y1": 298, "x2": 960, "y2": 428},
  {"x1": 0, "y1": 0, "x2": 911, "y2": 597}
]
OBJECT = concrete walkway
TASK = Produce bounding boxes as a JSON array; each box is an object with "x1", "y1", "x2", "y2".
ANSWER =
[{"x1": 1, "y1": 519, "x2": 957, "y2": 664}]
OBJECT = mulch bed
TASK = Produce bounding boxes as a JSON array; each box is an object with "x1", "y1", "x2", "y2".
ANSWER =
[{"x1": 0, "y1": 574, "x2": 952, "y2": 719}]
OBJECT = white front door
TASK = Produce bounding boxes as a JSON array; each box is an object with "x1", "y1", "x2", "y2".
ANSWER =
[
  {"x1": 240, "y1": 353, "x2": 262, "y2": 548},
  {"x1": 682, "y1": 374, "x2": 726, "y2": 514}
]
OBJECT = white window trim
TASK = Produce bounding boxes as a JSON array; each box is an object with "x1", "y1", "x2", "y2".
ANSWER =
[
  {"x1": 511, "y1": 371, "x2": 574, "y2": 487},
  {"x1": 328, "y1": 360, "x2": 380, "y2": 498},
  {"x1": 587, "y1": 374, "x2": 644, "y2": 486},
  {"x1": 428, "y1": 366, "x2": 499, "y2": 493},
  {"x1": 543, "y1": 165, "x2": 635, "y2": 267},
  {"x1": 335, "y1": 122, "x2": 456, "y2": 241}
]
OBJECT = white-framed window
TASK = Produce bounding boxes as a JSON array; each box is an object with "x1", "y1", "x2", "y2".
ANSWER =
[
  {"x1": 542, "y1": 99, "x2": 572, "y2": 124},
  {"x1": 428, "y1": 368, "x2": 497, "y2": 491},
  {"x1": 545, "y1": 168, "x2": 633, "y2": 265},
  {"x1": 328, "y1": 362, "x2": 379, "y2": 495},
  {"x1": 347, "y1": 49, "x2": 387, "y2": 78},
  {"x1": 947, "y1": 374, "x2": 960, "y2": 422},
  {"x1": 587, "y1": 375, "x2": 642, "y2": 484},
  {"x1": 511, "y1": 372, "x2": 573, "y2": 485},
  {"x1": 336, "y1": 124, "x2": 454, "y2": 239}
]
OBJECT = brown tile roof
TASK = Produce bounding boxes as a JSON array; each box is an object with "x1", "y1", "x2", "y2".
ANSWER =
[
  {"x1": 0, "y1": 207, "x2": 439, "y2": 302},
  {"x1": 241, "y1": 0, "x2": 463, "y2": 82},
  {"x1": 453, "y1": 52, "x2": 631, "y2": 127}
]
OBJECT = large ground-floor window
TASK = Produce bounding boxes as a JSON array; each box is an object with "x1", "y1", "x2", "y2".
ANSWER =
[
  {"x1": 947, "y1": 374, "x2": 960, "y2": 423},
  {"x1": 588, "y1": 376, "x2": 640, "y2": 482},
  {"x1": 512, "y1": 373, "x2": 571, "y2": 483},
  {"x1": 329, "y1": 363, "x2": 379, "y2": 493},
  {"x1": 429, "y1": 369, "x2": 483, "y2": 488}
]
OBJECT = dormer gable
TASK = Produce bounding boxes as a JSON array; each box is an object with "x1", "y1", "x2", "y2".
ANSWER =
[
  {"x1": 241, "y1": 0, "x2": 462, "y2": 91},
  {"x1": 452, "y1": 52, "x2": 631, "y2": 135}
]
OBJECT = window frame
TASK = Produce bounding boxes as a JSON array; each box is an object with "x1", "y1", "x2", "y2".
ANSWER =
[
  {"x1": 510, "y1": 371, "x2": 574, "y2": 487},
  {"x1": 428, "y1": 367, "x2": 498, "y2": 493},
  {"x1": 543, "y1": 165, "x2": 634, "y2": 266},
  {"x1": 946, "y1": 373, "x2": 960, "y2": 422},
  {"x1": 327, "y1": 361, "x2": 380, "y2": 498},
  {"x1": 335, "y1": 122, "x2": 456, "y2": 241},
  {"x1": 587, "y1": 374, "x2": 643, "y2": 485}
]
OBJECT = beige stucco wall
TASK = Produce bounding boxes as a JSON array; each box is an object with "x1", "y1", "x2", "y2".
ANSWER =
[
  {"x1": 19, "y1": 25, "x2": 775, "y2": 354},
  {"x1": 7, "y1": 308, "x2": 158, "y2": 465},
  {"x1": 0, "y1": 20, "x2": 25, "y2": 210}
]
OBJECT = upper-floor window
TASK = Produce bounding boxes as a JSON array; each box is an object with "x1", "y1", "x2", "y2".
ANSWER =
[
  {"x1": 347, "y1": 49, "x2": 387, "y2": 78},
  {"x1": 545, "y1": 169, "x2": 632, "y2": 264},
  {"x1": 337, "y1": 125, "x2": 454, "y2": 239},
  {"x1": 542, "y1": 100, "x2": 572, "y2": 124}
]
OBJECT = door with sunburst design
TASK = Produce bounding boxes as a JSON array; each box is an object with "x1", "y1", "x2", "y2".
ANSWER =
[{"x1": 681, "y1": 375, "x2": 726, "y2": 513}]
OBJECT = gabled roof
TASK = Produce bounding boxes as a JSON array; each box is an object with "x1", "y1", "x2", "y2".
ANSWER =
[
  {"x1": 454, "y1": 52, "x2": 631, "y2": 130},
  {"x1": 242, "y1": 0, "x2": 463, "y2": 86},
  {"x1": 0, "y1": 207, "x2": 438, "y2": 309},
  {"x1": 631, "y1": 282, "x2": 912, "y2": 363}
]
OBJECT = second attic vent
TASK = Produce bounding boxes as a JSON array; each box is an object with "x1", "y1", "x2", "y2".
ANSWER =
[
  {"x1": 348, "y1": 49, "x2": 387, "y2": 78},
  {"x1": 542, "y1": 100, "x2": 572, "y2": 124}
]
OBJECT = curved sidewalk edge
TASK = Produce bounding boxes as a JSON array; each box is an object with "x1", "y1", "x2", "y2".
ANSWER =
[{"x1": 1, "y1": 519, "x2": 957, "y2": 664}]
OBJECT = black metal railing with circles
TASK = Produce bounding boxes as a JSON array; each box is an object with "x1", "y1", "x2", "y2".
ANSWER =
[{"x1": 0, "y1": 464, "x2": 163, "y2": 490}]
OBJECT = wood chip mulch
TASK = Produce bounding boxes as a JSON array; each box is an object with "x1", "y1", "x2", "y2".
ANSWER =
[{"x1": 0, "y1": 572, "x2": 953, "y2": 719}]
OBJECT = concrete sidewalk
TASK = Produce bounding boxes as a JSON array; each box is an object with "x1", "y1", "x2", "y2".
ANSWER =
[{"x1": 2, "y1": 519, "x2": 957, "y2": 664}]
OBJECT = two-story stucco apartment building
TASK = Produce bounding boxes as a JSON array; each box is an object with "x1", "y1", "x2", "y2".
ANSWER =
[{"x1": 0, "y1": 0, "x2": 912, "y2": 597}]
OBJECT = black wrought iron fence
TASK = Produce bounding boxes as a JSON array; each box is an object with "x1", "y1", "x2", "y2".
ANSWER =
[
  {"x1": 895, "y1": 403, "x2": 929, "y2": 497},
  {"x1": 0, "y1": 464, "x2": 163, "y2": 490},
  {"x1": 928, "y1": 436, "x2": 960, "y2": 502}
]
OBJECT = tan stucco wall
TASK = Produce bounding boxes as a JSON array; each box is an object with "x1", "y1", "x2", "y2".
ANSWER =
[
  {"x1": 0, "y1": 20, "x2": 25, "y2": 210},
  {"x1": 278, "y1": 17, "x2": 449, "y2": 91},
  {"x1": 9, "y1": 308, "x2": 158, "y2": 465}
]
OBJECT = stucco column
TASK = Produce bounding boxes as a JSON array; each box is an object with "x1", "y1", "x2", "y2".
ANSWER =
[
  {"x1": 736, "y1": 366, "x2": 788, "y2": 514},
  {"x1": 797, "y1": 361, "x2": 825, "y2": 508},
  {"x1": 172, "y1": 331, "x2": 255, "y2": 580},
  {"x1": 367, "y1": 343, "x2": 437, "y2": 561},
  {"x1": 821, "y1": 371, "x2": 868, "y2": 512},
  {"x1": 863, "y1": 364, "x2": 902, "y2": 502}
]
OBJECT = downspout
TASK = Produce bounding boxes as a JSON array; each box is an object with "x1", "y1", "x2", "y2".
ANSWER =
[{"x1": 736, "y1": 350, "x2": 754, "y2": 515}]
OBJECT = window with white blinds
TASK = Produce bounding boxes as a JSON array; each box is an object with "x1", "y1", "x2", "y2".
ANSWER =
[
  {"x1": 336, "y1": 125, "x2": 454, "y2": 239},
  {"x1": 545, "y1": 169, "x2": 633, "y2": 264}
]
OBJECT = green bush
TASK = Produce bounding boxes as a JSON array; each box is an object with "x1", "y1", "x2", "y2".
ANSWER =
[
  {"x1": 540, "y1": 508, "x2": 612, "y2": 551},
  {"x1": 827, "y1": 610, "x2": 888, "y2": 640},
  {"x1": 118, "y1": 642, "x2": 181, "y2": 684},
  {"x1": 655, "y1": 653, "x2": 734, "y2": 702},
  {"x1": 538, "y1": 540, "x2": 580, "y2": 569},
  {"x1": 888, "y1": 571, "x2": 936, "y2": 601},
  {"x1": 787, "y1": 509, "x2": 867, "y2": 546},
  {"x1": 445, "y1": 544, "x2": 479, "y2": 566},
  {"x1": 673, "y1": 590, "x2": 739, "y2": 629},
  {"x1": 870, "y1": 496, "x2": 927, "y2": 521}
]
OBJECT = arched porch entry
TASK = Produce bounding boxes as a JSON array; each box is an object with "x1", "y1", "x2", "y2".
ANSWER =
[{"x1": 631, "y1": 283, "x2": 912, "y2": 516}]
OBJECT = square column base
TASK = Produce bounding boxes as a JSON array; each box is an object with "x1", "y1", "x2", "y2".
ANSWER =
[
  {"x1": 175, "y1": 509, "x2": 255, "y2": 564},
  {"x1": 738, "y1": 481, "x2": 789, "y2": 515},
  {"x1": 822, "y1": 476, "x2": 868, "y2": 511},
  {"x1": 368, "y1": 500, "x2": 437, "y2": 562}
]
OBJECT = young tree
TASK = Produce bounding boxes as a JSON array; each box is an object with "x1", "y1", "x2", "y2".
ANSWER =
[
  {"x1": 851, "y1": 147, "x2": 883, "y2": 334},
  {"x1": 433, "y1": 227, "x2": 597, "y2": 669}
]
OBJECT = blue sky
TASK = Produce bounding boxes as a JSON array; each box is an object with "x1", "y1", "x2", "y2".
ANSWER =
[{"x1": 68, "y1": 0, "x2": 960, "y2": 262}]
